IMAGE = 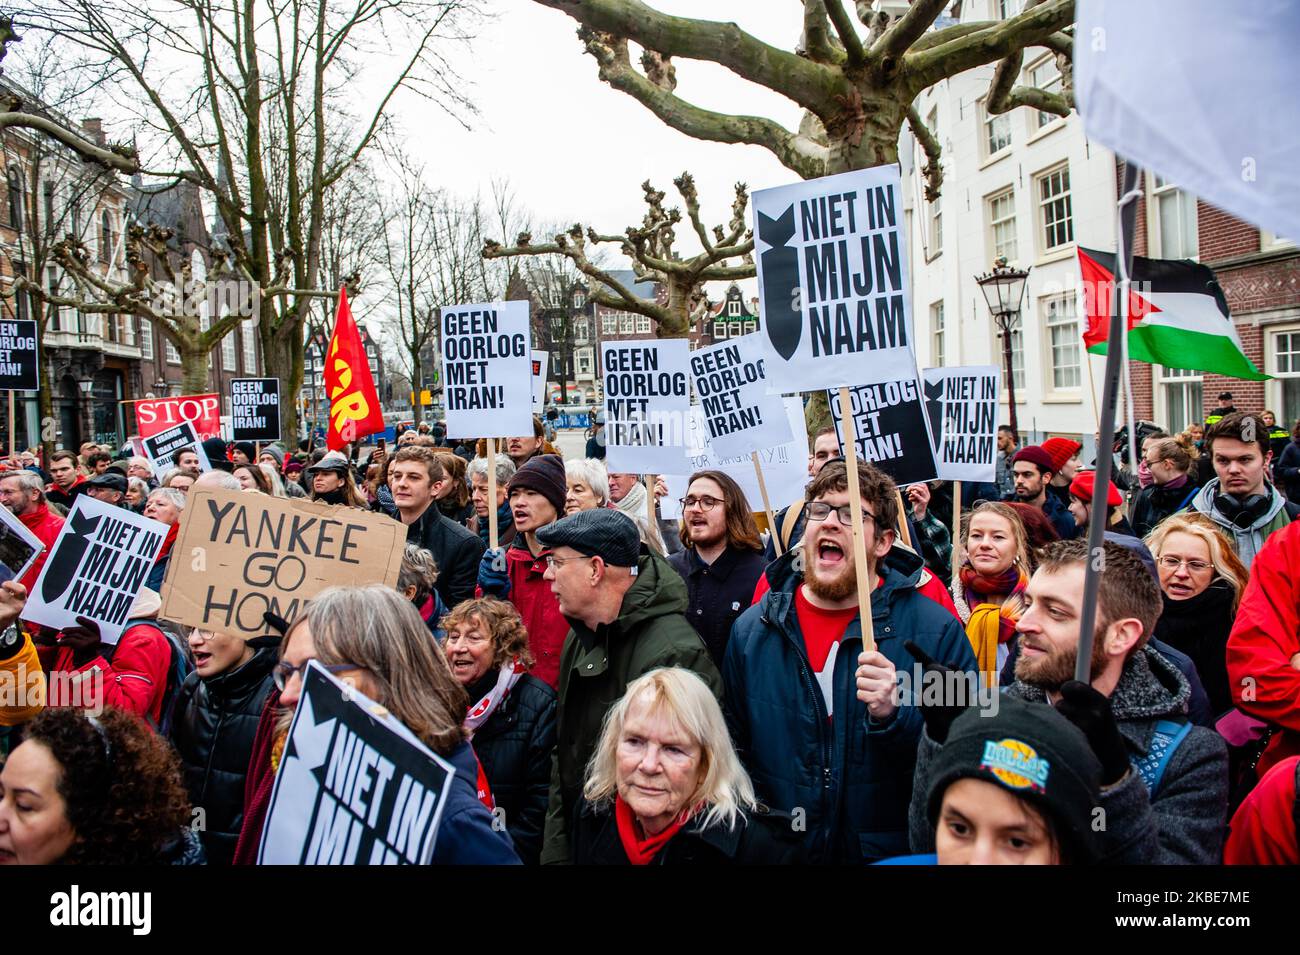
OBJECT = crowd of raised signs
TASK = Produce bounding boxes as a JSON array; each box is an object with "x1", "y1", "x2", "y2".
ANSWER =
[{"x1": 1, "y1": 395, "x2": 1299, "y2": 866}]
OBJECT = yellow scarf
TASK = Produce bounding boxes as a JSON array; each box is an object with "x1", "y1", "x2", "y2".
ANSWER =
[{"x1": 966, "y1": 603, "x2": 1005, "y2": 685}]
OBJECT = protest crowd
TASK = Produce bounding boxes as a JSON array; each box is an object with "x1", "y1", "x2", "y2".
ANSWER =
[{"x1": 0, "y1": 391, "x2": 1297, "y2": 869}]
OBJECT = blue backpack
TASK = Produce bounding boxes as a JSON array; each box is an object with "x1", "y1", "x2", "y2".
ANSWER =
[{"x1": 1132, "y1": 719, "x2": 1193, "y2": 797}]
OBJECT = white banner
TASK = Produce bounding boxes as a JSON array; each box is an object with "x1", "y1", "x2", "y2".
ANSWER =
[
  {"x1": 440, "y1": 301, "x2": 533, "y2": 439},
  {"x1": 923, "y1": 365, "x2": 1000, "y2": 482},
  {"x1": 25, "y1": 496, "x2": 169, "y2": 644},
  {"x1": 689, "y1": 333, "x2": 792, "y2": 459},
  {"x1": 754, "y1": 165, "x2": 915, "y2": 392},
  {"x1": 602, "y1": 339, "x2": 691, "y2": 475},
  {"x1": 531, "y1": 349, "x2": 550, "y2": 413}
]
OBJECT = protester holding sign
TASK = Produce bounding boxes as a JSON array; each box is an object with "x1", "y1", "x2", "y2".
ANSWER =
[
  {"x1": 0, "y1": 470, "x2": 63, "y2": 593},
  {"x1": 536, "y1": 508, "x2": 720, "y2": 864},
  {"x1": 142, "y1": 488, "x2": 185, "y2": 592},
  {"x1": 441, "y1": 597, "x2": 557, "y2": 865},
  {"x1": 912, "y1": 540, "x2": 1229, "y2": 865},
  {"x1": 667, "y1": 471, "x2": 767, "y2": 669},
  {"x1": 466, "y1": 455, "x2": 516, "y2": 548},
  {"x1": 170, "y1": 625, "x2": 280, "y2": 865},
  {"x1": 233, "y1": 586, "x2": 520, "y2": 865},
  {"x1": 386, "y1": 447, "x2": 485, "y2": 610},
  {"x1": 723, "y1": 459, "x2": 976, "y2": 864},
  {"x1": 0, "y1": 707, "x2": 203, "y2": 865},
  {"x1": 766, "y1": 426, "x2": 841, "y2": 560},
  {"x1": 573, "y1": 667, "x2": 801, "y2": 866}
]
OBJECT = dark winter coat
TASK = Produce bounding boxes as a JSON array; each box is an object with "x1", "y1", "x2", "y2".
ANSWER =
[
  {"x1": 471, "y1": 672, "x2": 557, "y2": 865},
  {"x1": 396, "y1": 501, "x2": 486, "y2": 608},
  {"x1": 540, "y1": 548, "x2": 721, "y2": 864},
  {"x1": 1275, "y1": 439, "x2": 1300, "y2": 502},
  {"x1": 1152, "y1": 581, "x2": 1237, "y2": 717},
  {"x1": 169, "y1": 643, "x2": 279, "y2": 866},
  {"x1": 724, "y1": 549, "x2": 977, "y2": 864},
  {"x1": 571, "y1": 800, "x2": 803, "y2": 865},
  {"x1": 433, "y1": 741, "x2": 523, "y2": 864},
  {"x1": 667, "y1": 544, "x2": 769, "y2": 669},
  {"x1": 910, "y1": 646, "x2": 1229, "y2": 864},
  {"x1": 1130, "y1": 478, "x2": 1200, "y2": 539}
]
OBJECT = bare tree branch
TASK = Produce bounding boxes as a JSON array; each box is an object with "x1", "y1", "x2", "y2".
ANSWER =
[
  {"x1": 867, "y1": 0, "x2": 949, "y2": 74},
  {"x1": 823, "y1": 0, "x2": 865, "y2": 66},
  {"x1": 907, "y1": 105, "x2": 943, "y2": 203}
]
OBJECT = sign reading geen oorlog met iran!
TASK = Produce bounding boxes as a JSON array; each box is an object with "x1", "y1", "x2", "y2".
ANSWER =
[{"x1": 753, "y1": 164, "x2": 916, "y2": 393}]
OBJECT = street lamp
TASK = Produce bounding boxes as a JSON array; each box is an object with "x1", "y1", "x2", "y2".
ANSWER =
[{"x1": 975, "y1": 256, "x2": 1030, "y2": 437}]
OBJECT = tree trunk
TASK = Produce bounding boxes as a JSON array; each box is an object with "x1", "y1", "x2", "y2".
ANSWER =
[
  {"x1": 180, "y1": 344, "x2": 211, "y2": 395},
  {"x1": 264, "y1": 302, "x2": 306, "y2": 448},
  {"x1": 410, "y1": 349, "x2": 424, "y2": 425},
  {"x1": 658, "y1": 277, "x2": 695, "y2": 338}
]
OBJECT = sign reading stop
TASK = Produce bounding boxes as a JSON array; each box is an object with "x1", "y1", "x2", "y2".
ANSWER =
[{"x1": 135, "y1": 393, "x2": 222, "y2": 441}]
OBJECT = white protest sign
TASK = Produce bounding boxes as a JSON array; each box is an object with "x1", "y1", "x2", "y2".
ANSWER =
[
  {"x1": 258, "y1": 662, "x2": 456, "y2": 864},
  {"x1": 440, "y1": 301, "x2": 533, "y2": 439},
  {"x1": 754, "y1": 165, "x2": 914, "y2": 392},
  {"x1": 664, "y1": 397, "x2": 809, "y2": 517},
  {"x1": 923, "y1": 365, "x2": 1001, "y2": 482},
  {"x1": 602, "y1": 338, "x2": 691, "y2": 475},
  {"x1": 830, "y1": 373, "x2": 939, "y2": 488},
  {"x1": 689, "y1": 333, "x2": 793, "y2": 459},
  {"x1": 531, "y1": 350, "x2": 549, "y2": 413},
  {"x1": 25, "y1": 496, "x2": 169, "y2": 644},
  {"x1": 141, "y1": 419, "x2": 212, "y2": 475},
  {"x1": 0, "y1": 501, "x2": 44, "y2": 585}
]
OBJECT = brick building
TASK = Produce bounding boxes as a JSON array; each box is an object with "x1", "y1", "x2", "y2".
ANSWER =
[
  {"x1": 690, "y1": 282, "x2": 760, "y2": 350},
  {"x1": 1120, "y1": 156, "x2": 1300, "y2": 432}
]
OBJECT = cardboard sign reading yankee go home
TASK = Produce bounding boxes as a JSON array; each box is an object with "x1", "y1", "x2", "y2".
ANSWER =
[
  {"x1": 160, "y1": 488, "x2": 406, "y2": 639},
  {"x1": 829, "y1": 372, "x2": 939, "y2": 488},
  {"x1": 602, "y1": 338, "x2": 691, "y2": 474},
  {"x1": 24, "y1": 496, "x2": 169, "y2": 644},
  {"x1": 688, "y1": 333, "x2": 792, "y2": 460},
  {"x1": 231, "y1": 378, "x2": 282, "y2": 442},
  {"x1": 440, "y1": 301, "x2": 533, "y2": 439},
  {"x1": 258, "y1": 662, "x2": 455, "y2": 865},
  {"x1": 754, "y1": 165, "x2": 914, "y2": 392},
  {"x1": 922, "y1": 365, "x2": 1001, "y2": 482}
]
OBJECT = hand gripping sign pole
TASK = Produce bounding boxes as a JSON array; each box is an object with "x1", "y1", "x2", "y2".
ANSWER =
[
  {"x1": 751, "y1": 451, "x2": 782, "y2": 557},
  {"x1": 836, "y1": 387, "x2": 875, "y2": 654},
  {"x1": 487, "y1": 437, "x2": 499, "y2": 551},
  {"x1": 1075, "y1": 163, "x2": 1141, "y2": 683}
]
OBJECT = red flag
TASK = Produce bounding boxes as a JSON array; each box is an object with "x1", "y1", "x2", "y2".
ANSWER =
[
  {"x1": 324, "y1": 288, "x2": 385, "y2": 450},
  {"x1": 1076, "y1": 247, "x2": 1160, "y2": 349}
]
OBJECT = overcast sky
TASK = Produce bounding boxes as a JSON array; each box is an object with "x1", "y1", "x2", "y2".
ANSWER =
[{"x1": 388, "y1": 1, "x2": 809, "y2": 289}]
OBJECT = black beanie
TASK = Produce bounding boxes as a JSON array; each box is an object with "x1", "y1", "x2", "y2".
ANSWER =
[
  {"x1": 507, "y1": 453, "x2": 567, "y2": 517},
  {"x1": 926, "y1": 695, "x2": 1103, "y2": 863}
]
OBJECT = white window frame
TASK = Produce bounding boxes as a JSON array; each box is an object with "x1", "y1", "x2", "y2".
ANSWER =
[
  {"x1": 1041, "y1": 293, "x2": 1081, "y2": 393},
  {"x1": 1154, "y1": 365, "x2": 1204, "y2": 435},
  {"x1": 1264, "y1": 318, "x2": 1300, "y2": 429},
  {"x1": 242, "y1": 317, "x2": 257, "y2": 371},
  {"x1": 140, "y1": 317, "x2": 154, "y2": 358},
  {"x1": 165, "y1": 337, "x2": 182, "y2": 365},
  {"x1": 1026, "y1": 55, "x2": 1063, "y2": 130},
  {"x1": 222, "y1": 327, "x2": 237, "y2": 371},
  {"x1": 619, "y1": 314, "x2": 634, "y2": 334},
  {"x1": 635, "y1": 315, "x2": 652, "y2": 335},
  {"x1": 713, "y1": 321, "x2": 728, "y2": 341},
  {"x1": 980, "y1": 99, "x2": 1012, "y2": 160},
  {"x1": 1035, "y1": 164, "x2": 1074, "y2": 255},
  {"x1": 995, "y1": 313, "x2": 1025, "y2": 395},
  {"x1": 601, "y1": 315, "x2": 618, "y2": 336},
  {"x1": 931, "y1": 301, "x2": 945, "y2": 368},
  {"x1": 576, "y1": 347, "x2": 593, "y2": 377},
  {"x1": 1150, "y1": 174, "x2": 1199, "y2": 260},
  {"x1": 727, "y1": 299, "x2": 741, "y2": 317},
  {"x1": 987, "y1": 187, "x2": 1018, "y2": 264}
]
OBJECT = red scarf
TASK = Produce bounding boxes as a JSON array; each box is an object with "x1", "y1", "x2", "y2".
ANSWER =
[
  {"x1": 155, "y1": 521, "x2": 181, "y2": 564},
  {"x1": 614, "y1": 795, "x2": 691, "y2": 865},
  {"x1": 958, "y1": 563, "x2": 1028, "y2": 644}
]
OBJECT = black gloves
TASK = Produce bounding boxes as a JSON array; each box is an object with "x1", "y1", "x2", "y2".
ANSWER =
[
  {"x1": 1055, "y1": 679, "x2": 1131, "y2": 786},
  {"x1": 904, "y1": 640, "x2": 968, "y2": 745}
]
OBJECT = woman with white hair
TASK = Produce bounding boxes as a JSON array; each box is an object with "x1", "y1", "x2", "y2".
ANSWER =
[
  {"x1": 144, "y1": 487, "x2": 186, "y2": 591},
  {"x1": 573, "y1": 667, "x2": 801, "y2": 865},
  {"x1": 564, "y1": 458, "x2": 609, "y2": 515}
]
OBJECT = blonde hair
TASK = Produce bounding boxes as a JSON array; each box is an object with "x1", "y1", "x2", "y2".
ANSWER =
[
  {"x1": 284, "y1": 585, "x2": 468, "y2": 754},
  {"x1": 1144, "y1": 514, "x2": 1249, "y2": 610},
  {"x1": 582, "y1": 668, "x2": 756, "y2": 831}
]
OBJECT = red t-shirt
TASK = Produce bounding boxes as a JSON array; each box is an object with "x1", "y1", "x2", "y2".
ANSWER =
[{"x1": 795, "y1": 587, "x2": 859, "y2": 718}]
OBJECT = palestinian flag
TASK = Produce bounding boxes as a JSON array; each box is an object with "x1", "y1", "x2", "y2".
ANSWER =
[{"x1": 1077, "y1": 247, "x2": 1268, "y2": 381}]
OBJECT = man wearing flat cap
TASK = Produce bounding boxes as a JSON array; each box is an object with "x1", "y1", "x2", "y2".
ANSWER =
[
  {"x1": 535, "y1": 507, "x2": 721, "y2": 864},
  {"x1": 84, "y1": 471, "x2": 129, "y2": 510}
]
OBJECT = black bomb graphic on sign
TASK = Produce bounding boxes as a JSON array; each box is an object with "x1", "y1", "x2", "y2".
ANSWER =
[{"x1": 40, "y1": 508, "x2": 163, "y2": 625}]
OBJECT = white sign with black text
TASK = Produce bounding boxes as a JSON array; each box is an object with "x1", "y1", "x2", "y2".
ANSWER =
[
  {"x1": 440, "y1": 301, "x2": 533, "y2": 439},
  {"x1": 688, "y1": 333, "x2": 792, "y2": 460},
  {"x1": 922, "y1": 365, "x2": 1001, "y2": 482},
  {"x1": 602, "y1": 339, "x2": 691, "y2": 475}
]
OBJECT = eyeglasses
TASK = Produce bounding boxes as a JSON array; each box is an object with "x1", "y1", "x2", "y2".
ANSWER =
[
  {"x1": 1157, "y1": 555, "x2": 1213, "y2": 575},
  {"x1": 678, "y1": 495, "x2": 722, "y2": 511},
  {"x1": 545, "y1": 554, "x2": 595, "y2": 568},
  {"x1": 273, "y1": 660, "x2": 360, "y2": 692},
  {"x1": 806, "y1": 501, "x2": 877, "y2": 526}
]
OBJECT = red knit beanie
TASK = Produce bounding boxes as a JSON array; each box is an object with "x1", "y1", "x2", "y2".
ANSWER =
[{"x1": 1041, "y1": 437, "x2": 1083, "y2": 475}]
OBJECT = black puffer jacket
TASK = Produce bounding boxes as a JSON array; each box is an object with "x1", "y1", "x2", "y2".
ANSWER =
[
  {"x1": 472, "y1": 672, "x2": 557, "y2": 865},
  {"x1": 170, "y1": 642, "x2": 279, "y2": 866},
  {"x1": 572, "y1": 799, "x2": 804, "y2": 865},
  {"x1": 1129, "y1": 479, "x2": 1200, "y2": 539}
]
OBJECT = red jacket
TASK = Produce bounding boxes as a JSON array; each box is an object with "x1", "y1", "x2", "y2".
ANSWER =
[
  {"x1": 1226, "y1": 519, "x2": 1300, "y2": 777},
  {"x1": 1224, "y1": 756, "x2": 1299, "y2": 865},
  {"x1": 17, "y1": 503, "x2": 64, "y2": 593},
  {"x1": 45, "y1": 475, "x2": 87, "y2": 510},
  {"x1": 39, "y1": 621, "x2": 172, "y2": 726},
  {"x1": 482, "y1": 542, "x2": 568, "y2": 690}
]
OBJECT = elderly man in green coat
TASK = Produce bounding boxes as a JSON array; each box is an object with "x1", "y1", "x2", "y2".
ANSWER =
[{"x1": 536, "y1": 508, "x2": 721, "y2": 864}]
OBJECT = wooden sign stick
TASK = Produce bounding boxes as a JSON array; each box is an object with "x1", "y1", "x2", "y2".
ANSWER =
[
  {"x1": 951, "y1": 480, "x2": 963, "y2": 584},
  {"x1": 837, "y1": 386, "x2": 875, "y2": 654},
  {"x1": 487, "y1": 436, "x2": 499, "y2": 551},
  {"x1": 751, "y1": 451, "x2": 782, "y2": 557}
]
